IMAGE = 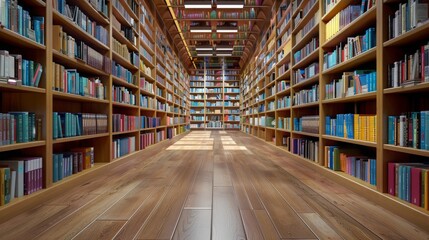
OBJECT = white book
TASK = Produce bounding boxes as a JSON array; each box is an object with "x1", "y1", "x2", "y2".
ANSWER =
[{"x1": 2, "y1": 160, "x2": 24, "y2": 198}]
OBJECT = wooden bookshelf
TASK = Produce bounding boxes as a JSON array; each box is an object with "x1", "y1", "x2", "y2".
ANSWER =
[
  {"x1": 0, "y1": 0, "x2": 190, "y2": 218},
  {"x1": 239, "y1": 0, "x2": 429, "y2": 229}
]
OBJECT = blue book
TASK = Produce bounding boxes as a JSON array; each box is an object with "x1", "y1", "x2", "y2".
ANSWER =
[
  {"x1": 425, "y1": 111, "x2": 429, "y2": 150},
  {"x1": 388, "y1": 116, "x2": 395, "y2": 145},
  {"x1": 58, "y1": 154, "x2": 63, "y2": 181},
  {"x1": 17, "y1": 5, "x2": 22, "y2": 35},
  {"x1": 53, "y1": 154, "x2": 59, "y2": 183},
  {"x1": 326, "y1": 116, "x2": 331, "y2": 135}
]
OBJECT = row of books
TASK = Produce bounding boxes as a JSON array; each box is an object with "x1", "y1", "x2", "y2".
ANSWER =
[
  {"x1": 53, "y1": 0, "x2": 108, "y2": 45},
  {"x1": 325, "y1": 114, "x2": 376, "y2": 142},
  {"x1": 388, "y1": 0, "x2": 428, "y2": 40},
  {"x1": 112, "y1": 136, "x2": 136, "y2": 158},
  {"x1": 112, "y1": 114, "x2": 137, "y2": 132},
  {"x1": 0, "y1": 112, "x2": 42, "y2": 145},
  {"x1": 293, "y1": 84, "x2": 319, "y2": 106},
  {"x1": 387, "y1": 45, "x2": 429, "y2": 88},
  {"x1": 0, "y1": 1, "x2": 44, "y2": 44},
  {"x1": 140, "y1": 77, "x2": 154, "y2": 94},
  {"x1": 156, "y1": 100, "x2": 166, "y2": 111},
  {"x1": 387, "y1": 111, "x2": 429, "y2": 150},
  {"x1": 290, "y1": 137, "x2": 319, "y2": 162},
  {"x1": 388, "y1": 162, "x2": 429, "y2": 209},
  {"x1": 167, "y1": 128, "x2": 175, "y2": 139},
  {"x1": 267, "y1": 101, "x2": 275, "y2": 111},
  {"x1": 294, "y1": 38, "x2": 319, "y2": 64},
  {"x1": 323, "y1": 28, "x2": 376, "y2": 70},
  {"x1": 0, "y1": 51, "x2": 43, "y2": 87},
  {"x1": 294, "y1": 116, "x2": 319, "y2": 134},
  {"x1": 112, "y1": 61, "x2": 135, "y2": 84},
  {"x1": 295, "y1": 10, "x2": 320, "y2": 44},
  {"x1": 175, "y1": 9, "x2": 256, "y2": 19},
  {"x1": 294, "y1": 0, "x2": 317, "y2": 26},
  {"x1": 325, "y1": 70, "x2": 376, "y2": 99},
  {"x1": 324, "y1": 146, "x2": 376, "y2": 186},
  {"x1": 53, "y1": 113, "x2": 108, "y2": 139},
  {"x1": 294, "y1": 62, "x2": 319, "y2": 84},
  {"x1": 52, "y1": 147, "x2": 94, "y2": 183},
  {"x1": 325, "y1": 4, "x2": 360, "y2": 40},
  {"x1": 140, "y1": 132, "x2": 155, "y2": 149},
  {"x1": 156, "y1": 130, "x2": 166, "y2": 143},
  {"x1": 324, "y1": 0, "x2": 374, "y2": 16},
  {"x1": 224, "y1": 115, "x2": 240, "y2": 121},
  {"x1": 140, "y1": 95, "x2": 156, "y2": 109},
  {"x1": 112, "y1": 85, "x2": 136, "y2": 105},
  {"x1": 277, "y1": 80, "x2": 290, "y2": 92},
  {"x1": 0, "y1": 157, "x2": 43, "y2": 205},
  {"x1": 112, "y1": 0, "x2": 136, "y2": 27},
  {"x1": 278, "y1": 117, "x2": 292, "y2": 130},
  {"x1": 207, "y1": 121, "x2": 223, "y2": 128},
  {"x1": 113, "y1": 38, "x2": 138, "y2": 67},
  {"x1": 53, "y1": 63, "x2": 105, "y2": 99}
]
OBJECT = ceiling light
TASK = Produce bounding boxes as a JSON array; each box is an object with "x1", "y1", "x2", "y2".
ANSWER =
[
  {"x1": 216, "y1": 47, "x2": 233, "y2": 51},
  {"x1": 217, "y1": 1, "x2": 244, "y2": 8},
  {"x1": 184, "y1": 1, "x2": 212, "y2": 8},
  {"x1": 217, "y1": 53, "x2": 232, "y2": 56},
  {"x1": 196, "y1": 47, "x2": 213, "y2": 51},
  {"x1": 197, "y1": 53, "x2": 213, "y2": 56},
  {"x1": 190, "y1": 28, "x2": 212, "y2": 33},
  {"x1": 216, "y1": 29, "x2": 238, "y2": 33}
]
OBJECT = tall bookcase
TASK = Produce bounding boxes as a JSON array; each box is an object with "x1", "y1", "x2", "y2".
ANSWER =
[
  {"x1": 0, "y1": 0, "x2": 189, "y2": 217},
  {"x1": 241, "y1": 0, "x2": 429, "y2": 228},
  {"x1": 190, "y1": 61, "x2": 240, "y2": 130}
]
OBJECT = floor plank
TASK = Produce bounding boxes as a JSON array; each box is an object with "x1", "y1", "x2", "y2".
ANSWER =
[
  {"x1": 240, "y1": 210, "x2": 265, "y2": 240},
  {"x1": 212, "y1": 187, "x2": 246, "y2": 240},
  {"x1": 172, "y1": 210, "x2": 211, "y2": 240},
  {"x1": 73, "y1": 220, "x2": 125, "y2": 240},
  {"x1": 299, "y1": 213, "x2": 343, "y2": 240},
  {"x1": 0, "y1": 131, "x2": 428, "y2": 240},
  {"x1": 253, "y1": 210, "x2": 281, "y2": 240}
]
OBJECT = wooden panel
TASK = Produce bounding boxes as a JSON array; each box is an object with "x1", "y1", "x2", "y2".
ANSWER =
[
  {"x1": 73, "y1": 220, "x2": 125, "y2": 240},
  {"x1": 213, "y1": 155, "x2": 232, "y2": 186},
  {"x1": 253, "y1": 210, "x2": 281, "y2": 240},
  {"x1": 240, "y1": 210, "x2": 265, "y2": 240},
  {"x1": 113, "y1": 187, "x2": 167, "y2": 239},
  {"x1": 212, "y1": 187, "x2": 246, "y2": 240},
  {"x1": 172, "y1": 210, "x2": 211, "y2": 240},
  {"x1": 35, "y1": 181, "x2": 141, "y2": 239},
  {"x1": 184, "y1": 157, "x2": 213, "y2": 209},
  {"x1": 299, "y1": 213, "x2": 342, "y2": 240}
]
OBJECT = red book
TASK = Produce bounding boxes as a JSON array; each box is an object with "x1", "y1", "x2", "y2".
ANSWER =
[
  {"x1": 411, "y1": 167, "x2": 421, "y2": 206},
  {"x1": 388, "y1": 162, "x2": 396, "y2": 196}
]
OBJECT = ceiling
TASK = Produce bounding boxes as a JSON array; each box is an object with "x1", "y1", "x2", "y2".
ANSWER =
[{"x1": 153, "y1": 0, "x2": 274, "y2": 71}]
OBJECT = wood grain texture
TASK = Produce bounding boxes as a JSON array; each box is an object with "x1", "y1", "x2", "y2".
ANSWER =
[
  {"x1": 0, "y1": 131, "x2": 428, "y2": 240},
  {"x1": 299, "y1": 213, "x2": 343, "y2": 240},
  {"x1": 172, "y1": 210, "x2": 211, "y2": 240},
  {"x1": 212, "y1": 187, "x2": 246, "y2": 240},
  {"x1": 253, "y1": 210, "x2": 281, "y2": 240},
  {"x1": 240, "y1": 210, "x2": 265, "y2": 240},
  {"x1": 73, "y1": 220, "x2": 125, "y2": 240}
]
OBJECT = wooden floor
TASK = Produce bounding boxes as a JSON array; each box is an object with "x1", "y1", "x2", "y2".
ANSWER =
[{"x1": 0, "y1": 130, "x2": 428, "y2": 240}]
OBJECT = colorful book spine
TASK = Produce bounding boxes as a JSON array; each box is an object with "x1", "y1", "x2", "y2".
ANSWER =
[
  {"x1": 388, "y1": 111, "x2": 429, "y2": 150},
  {"x1": 112, "y1": 85, "x2": 136, "y2": 105},
  {"x1": 53, "y1": 147, "x2": 94, "y2": 183},
  {"x1": 52, "y1": 113, "x2": 108, "y2": 139},
  {"x1": 291, "y1": 138, "x2": 319, "y2": 162},
  {"x1": 112, "y1": 114, "x2": 138, "y2": 132},
  {"x1": 140, "y1": 132, "x2": 155, "y2": 149},
  {"x1": 326, "y1": 113, "x2": 376, "y2": 142},
  {"x1": 112, "y1": 136, "x2": 136, "y2": 158},
  {"x1": 0, "y1": 50, "x2": 43, "y2": 87}
]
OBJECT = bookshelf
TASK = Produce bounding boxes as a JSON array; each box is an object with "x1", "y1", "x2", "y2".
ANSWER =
[
  {"x1": 190, "y1": 62, "x2": 241, "y2": 130},
  {"x1": 0, "y1": 0, "x2": 189, "y2": 216},
  {"x1": 240, "y1": 0, "x2": 429, "y2": 228}
]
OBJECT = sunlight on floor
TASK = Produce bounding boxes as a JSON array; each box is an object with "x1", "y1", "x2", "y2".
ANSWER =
[{"x1": 222, "y1": 146, "x2": 248, "y2": 150}]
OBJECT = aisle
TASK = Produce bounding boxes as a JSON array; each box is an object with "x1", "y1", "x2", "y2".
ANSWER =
[{"x1": 0, "y1": 131, "x2": 427, "y2": 240}]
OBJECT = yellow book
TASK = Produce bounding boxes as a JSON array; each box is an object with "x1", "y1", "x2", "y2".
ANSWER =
[{"x1": 354, "y1": 114, "x2": 359, "y2": 140}]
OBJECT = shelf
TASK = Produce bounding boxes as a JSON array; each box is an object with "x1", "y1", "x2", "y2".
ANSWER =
[
  {"x1": 0, "y1": 141, "x2": 46, "y2": 153},
  {"x1": 322, "y1": 92, "x2": 377, "y2": 104},
  {"x1": 292, "y1": 101, "x2": 319, "y2": 109},
  {"x1": 112, "y1": 129, "x2": 139, "y2": 136},
  {"x1": 0, "y1": 27, "x2": 46, "y2": 50},
  {"x1": 53, "y1": 133, "x2": 109, "y2": 144},
  {"x1": 53, "y1": 91, "x2": 109, "y2": 104},
  {"x1": 276, "y1": 128, "x2": 291, "y2": 132},
  {"x1": 384, "y1": 82, "x2": 429, "y2": 94},
  {"x1": 383, "y1": 21, "x2": 429, "y2": 47},
  {"x1": 322, "y1": 7, "x2": 376, "y2": 49},
  {"x1": 112, "y1": 101, "x2": 139, "y2": 109},
  {"x1": 277, "y1": 107, "x2": 291, "y2": 111},
  {"x1": 384, "y1": 145, "x2": 429, "y2": 158},
  {"x1": 322, "y1": 0, "x2": 355, "y2": 22},
  {"x1": 74, "y1": 0, "x2": 109, "y2": 25},
  {"x1": 112, "y1": 6, "x2": 133, "y2": 28},
  {"x1": 141, "y1": 54, "x2": 155, "y2": 69},
  {"x1": 112, "y1": 75, "x2": 138, "y2": 90},
  {"x1": 292, "y1": 131, "x2": 319, "y2": 138},
  {"x1": 112, "y1": 27, "x2": 138, "y2": 52},
  {"x1": 323, "y1": 135, "x2": 377, "y2": 148},
  {"x1": 292, "y1": 1, "x2": 319, "y2": 35},
  {"x1": 53, "y1": 50, "x2": 108, "y2": 76},
  {"x1": 293, "y1": 23, "x2": 319, "y2": 52},
  {"x1": 112, "y1": 51, "x2": 138, "y2": 72},
  {"x1": 293, "y1": 74, "x2": 319, "y2": 89},
  {"x1": 52, "y1": 10, "x2": 109, "y2": 52},
  {"x1": 292, "y1": 48, "x2": 320, "y2": 70},
  {"x1": 140, "y1": 107, "x2": 157, "y2": 111},
  {"x1": 322, "y1": 48, "x2": 376, "y2": 75},
  {"x1": 140, "y1": 89, "x2": 156, "y2": 97},
  {"x1": 0, "y1": 84, "x2": 46, "y2": 94},
  {"x1": 276, "y1": 87, "x2": 292, "y2": 96}
]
